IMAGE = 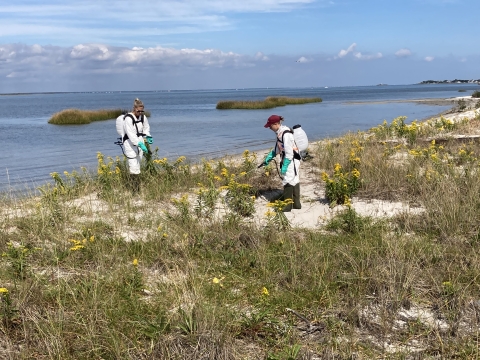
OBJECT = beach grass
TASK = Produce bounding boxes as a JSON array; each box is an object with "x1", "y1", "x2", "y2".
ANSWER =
[
  {"x1": 48, "y1": 108, "x2": 152, "y2": 125},
  {"x1": 2, "y1": 109, "x2": 480, "y2": 358},
  {"x1": 216, "y1": 96, "x2": 322, "y2": 110},
  {"x1": 472, "y1": 90, "x2": 480, "y2": 98}
]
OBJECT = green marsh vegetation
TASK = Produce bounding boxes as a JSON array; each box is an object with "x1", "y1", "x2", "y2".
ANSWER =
[
  {"x1": 216, "y1": 96, "x2": 322, "y2": 110},
  {"x1": 2, "y1": 109, "x2": 480, "y2": 358},
  {"x1": 48, "y1": 108, "x2": 151, "y2": 125},
  {"x1": 472, "y1": 90, "x2": 480, "y2": 98}
]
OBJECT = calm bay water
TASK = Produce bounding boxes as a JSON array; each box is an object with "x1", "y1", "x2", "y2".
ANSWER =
[{"x1": 1, "y1": 84, "x2": 478, "y2": 193}]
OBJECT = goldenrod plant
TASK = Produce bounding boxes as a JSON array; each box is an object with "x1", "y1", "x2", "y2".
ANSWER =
[
  {"x1": 265, "y1": 199, "x2": 293, "y2": 230},
  {"x1": 321, "y1": 163, "x2": 361, "y2": 207}
]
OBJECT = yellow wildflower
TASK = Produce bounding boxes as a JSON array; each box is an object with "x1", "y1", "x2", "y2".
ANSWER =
[
  {"x1": 212, "y1": 276, "x2": 225, "y2": 287},
  {"x1": 262, "y1": 287, "x2": 269, "y2": 296},
  {"x1": 321, "y1": 172, "x2": 329, "y2": 182},
  {"x1": 132, "y1": 258, "x2": 138, "y2": 266},
  {"x1": 0, "y1": 288, "x2": 8, "y2": 294}
]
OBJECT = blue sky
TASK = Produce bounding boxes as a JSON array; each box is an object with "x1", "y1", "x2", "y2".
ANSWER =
[{"x1": 0, "y1": 0, "x2": 478, "y2": 92}]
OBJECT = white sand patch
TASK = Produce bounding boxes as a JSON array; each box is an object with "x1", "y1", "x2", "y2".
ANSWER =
[
  {"x1": 2, "y1": 207, "x2": 35, "y2": 218},
  {"x1": 68, "y1": 192, "x2": 109, "y2": 213},
  {"x1": 442, "y1": 109, "x2": 479, "y2": 123},
  {"x1": 351, "y1": 198, "x2": 425, "y2": 218},
  {"x1": 116, "y1": 228, "x2": 150, "y2": 242}
]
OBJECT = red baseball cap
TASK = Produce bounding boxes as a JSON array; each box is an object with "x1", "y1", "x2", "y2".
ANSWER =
[{"x1": 264, "y1": 115, "x2": 283, "y2": 128}]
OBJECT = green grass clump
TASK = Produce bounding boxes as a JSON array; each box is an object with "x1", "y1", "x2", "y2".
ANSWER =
[
  {"x1": 472, "y1": 90, "x2": 480, "y2": 98},
  {"x1": 48, "y1": 108, "x2": 151, "y2": 125},
  {"x1": 216, "y1": 96, "x2": 322, "y2": 110}
]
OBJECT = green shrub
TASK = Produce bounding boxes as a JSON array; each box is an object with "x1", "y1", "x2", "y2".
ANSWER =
[
  {"x1": 457, "y1": 99, "x2": 467, "y2": 111},
  {"x1": 472, "y1": 90, "x2": 480, "y2": 98},
  {"x1": 325, "y1": 206, "x2": 373, "y2": 234}
]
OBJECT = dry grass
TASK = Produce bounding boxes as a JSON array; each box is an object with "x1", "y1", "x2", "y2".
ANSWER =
[
  {"x1": 216, "y1": 96, "x2": 322, "y2": 110},
  {"x1": 1, "y1": 111, "x2": 480, "y2": 359},
  {"x1": 48, "y1": 109, "x2": 152, "y2": 125}
]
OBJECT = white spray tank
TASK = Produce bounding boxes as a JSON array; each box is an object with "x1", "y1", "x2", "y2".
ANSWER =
[
  {"x1": 116, "y1": 113, "x2": 127, "y2": 143},
  {"x1": 292, "y1": 124, "x2": 309, "y2": 159}
]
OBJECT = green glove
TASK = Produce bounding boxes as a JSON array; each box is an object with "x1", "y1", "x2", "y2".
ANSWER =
[
  {"x1": 280, "y1": 158, "x2": 291, "y2": 176},
  {"x1": 264, "y1": 150, "x2": 276, "y2": 165},
  {"x1": 138, "y1": 142, "x2": 148, "y2": 153},
  {"x1": 146, "y1": 136, "x2": 153, "y2": 144}
]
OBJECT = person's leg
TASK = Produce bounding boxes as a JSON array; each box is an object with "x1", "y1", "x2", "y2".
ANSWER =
[
  {"x1": 128, "y1": 155, "x2": 141, "y2": 194},
  {"x1": 282, "y1": 184, "x2": 294, "y2": 212},
  {"x1": 293, "y1": 183, "x2": 301, "y2": 209},
  {"x1": 130, "y1": 174, "x2": 140, "y2": 194}
]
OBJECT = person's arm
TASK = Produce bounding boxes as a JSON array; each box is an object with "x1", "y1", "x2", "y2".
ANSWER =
[
  {"x1": 142, "y1": 115, "x2": 151, "y2": 137},
  {"x1": 282, "y1": 132, "x2": 295, "y2": 161}
]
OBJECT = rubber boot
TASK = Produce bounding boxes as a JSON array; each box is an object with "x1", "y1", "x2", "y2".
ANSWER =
[
  {"x1": 293, "y1": 183, "x2": 301, "y2": 209},
  {"x1": 282, "y1": 184, "x2": 294, "y2": 212},
  {"x1": 130, "y1": 174, "x2": 141, "y2": 194}
]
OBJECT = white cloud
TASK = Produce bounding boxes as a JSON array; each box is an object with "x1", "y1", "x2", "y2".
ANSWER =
[
  {"x1": 395, "y1": 48, "x2": 411, "y2": 57},
  {"x1": 337, "y1": 43, "x2": 356, "y2": 58},
  {"x1": 354, "y1": 52, "x2": 383, "y2": 60},
  {"x1": 296, "y1": 56, "x2": 311, "y2": 63},
  {"x1": 424, "y1": 56, "x2": 435, "y2": 62},
  {"x1": 255, "y1": 52, "x2": 269, "y2": 61},
  {"x1": 0, "y1": 43, "x2": 258, "y2": 80},
  {"x1": 0, "y1": 1, "x2": 318, "y2": 47}
]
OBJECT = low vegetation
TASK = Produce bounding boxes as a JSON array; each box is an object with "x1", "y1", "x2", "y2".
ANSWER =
[
  {"x1": 216, "y1": 96, "x2": 322, "y2": 110},
  {"x1": 48, "y1": 108, "x2": 151, "y2": 125},
  {"x1": 2, "y1": 108, "x2": 480, "y2": 358},
  {"x1": 472, "y1": 90, "x2": 480, "y2": 98}
]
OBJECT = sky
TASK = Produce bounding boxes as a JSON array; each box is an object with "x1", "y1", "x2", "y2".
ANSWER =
[{"x1": 0, "y1": 0, "x2": 479, "y2": 93}]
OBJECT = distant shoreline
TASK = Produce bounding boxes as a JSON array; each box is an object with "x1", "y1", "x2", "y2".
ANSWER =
[
  {"x1": 419, "y1": 79, "x2": 480, "y2": 84},
  {"x1": 345, "y1": 98, "x2": 459, "y2": 106}
]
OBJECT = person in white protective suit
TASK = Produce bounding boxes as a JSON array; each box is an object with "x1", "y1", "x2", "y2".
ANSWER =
[
  {"x1": 263, "y1": 115, "x2": 301, "y2": 212},
  {"x1": 123, "y1": 98, "x2": 153, "y2": 193}
]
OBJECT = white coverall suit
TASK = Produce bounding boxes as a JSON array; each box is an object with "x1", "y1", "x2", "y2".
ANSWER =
[
  {"x1": 275, "y1": 125, "x2": 300, "y2": 186},
  {"x1": 274, "y1": 125, "x2": 301, "y2": 211},
  {"x1": 123, "y1": 113, "x2": 151, "y2": 174}
]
